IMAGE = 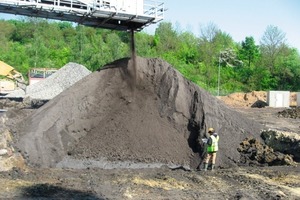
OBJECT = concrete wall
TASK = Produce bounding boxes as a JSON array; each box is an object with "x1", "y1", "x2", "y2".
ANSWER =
[
  {"x1": 267, "y1": 91, "x2": 290, "y2": 107},
  {"x1": 297, "y1": 92, "x2": 300, "y2": 107}
]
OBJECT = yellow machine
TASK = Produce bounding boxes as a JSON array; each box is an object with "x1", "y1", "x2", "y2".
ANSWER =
[{"x1": 0, "y1": 61, "x2": 26, "y2": 92}]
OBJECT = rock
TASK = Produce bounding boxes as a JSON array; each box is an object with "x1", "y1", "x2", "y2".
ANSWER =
[
  {"x1": 277, "y1": 107, "x2": 300, "y2": 119},
  {"x1": 0, "y1": 153, "x2": 26, "y2": 171},
  {"x1": 237, "y1": 137, "x2": 296, "y2": 166},
  {"x1": 0, "y1": 149, "x2": 8, "y2": 155},
  {"x1": 261, "y1": 129, "x2": 300, "y2": 162},
  {"x1": 251, "y1": 100, "x2": 268, "y2": 108}
]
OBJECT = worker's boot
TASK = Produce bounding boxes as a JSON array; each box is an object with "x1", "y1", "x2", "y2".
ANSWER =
[
  {"x1": 203, "y1": 163, "x2": 208, "y2": 171},
  {"x1": 211, "y1": 164, "x2": 215, "y2": 171}
]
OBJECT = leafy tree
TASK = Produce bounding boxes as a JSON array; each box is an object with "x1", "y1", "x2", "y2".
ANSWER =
[
  {"x1": 176, "y1": 31, "x2": 199, "y2": 64},
  {"x1": 198, "y1": 23, "x2": 220, "y2": 88},
  {"x1": 135, "y1": 32, "x2": 156, "y2": 57},
  {"x1": 275, "y1": 46, "x2": 300, "y2": 90},
  {"x1": 0, "y1": 18, "x2": 300, "y2": 95},
  {"x1": 154, "y1": 22, "x2": 178, "y2": 54},
  {"x1": 260, "y1": 25, "x2": 286, "y2": 72},
  {"x1": 220, "y1": 48, "x2": 242, "y2": 67},
  {"x1": 239, "y1": 36, "x2": 260, "y2": 67},
  {"x1": 0, "y1": 20, "x2": 15, "y2": 56},
  {"x1": 106, "y1": 32, "x2": 129, "y2": 61}
]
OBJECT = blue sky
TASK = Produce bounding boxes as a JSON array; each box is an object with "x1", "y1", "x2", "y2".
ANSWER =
[
  {"x1": 0, "y1": 0, "x2": 299, "y2": 51},
  {"x1": 144, "y1": 0, "x2": 300, "y2": 51}
]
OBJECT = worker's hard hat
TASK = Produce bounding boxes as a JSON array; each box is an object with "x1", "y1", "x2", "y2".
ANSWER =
[{"x1": 208, "y1": 128, "x2": 214, "y2": 133}]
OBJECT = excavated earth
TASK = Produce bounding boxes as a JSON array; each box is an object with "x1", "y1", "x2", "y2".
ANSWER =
[
  {"x1": 12, "y1": 57, "x2": 264, "y2": 169},
  {"x1": 0, "y1": 57, "x2": 299, "y2": 199}
]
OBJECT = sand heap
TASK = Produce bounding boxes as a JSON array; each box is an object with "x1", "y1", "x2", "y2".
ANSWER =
[
  {"x1": 219, "y1": 91, "x2": 297, "y2": 108},
  {"x1": 219, "y1": 91, "x2": 267, "y2": 107},
  {"x1": 14, "y1": 57, "x2": 263, "y2": 169}
]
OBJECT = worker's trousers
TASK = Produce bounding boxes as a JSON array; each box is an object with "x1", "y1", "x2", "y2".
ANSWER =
[{"x1": 204, "y1": 152, "x2": 217, "y2": 164}]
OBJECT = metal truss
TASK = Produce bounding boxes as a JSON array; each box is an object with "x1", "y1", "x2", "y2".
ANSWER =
[{"x1": 0, "y1": 0, "x2": 164, "y2": 31}]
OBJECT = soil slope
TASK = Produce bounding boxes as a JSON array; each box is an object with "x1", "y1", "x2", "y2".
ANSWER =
[{"x1": 15, "y1": 57, "x2": 263, "y2": 169}]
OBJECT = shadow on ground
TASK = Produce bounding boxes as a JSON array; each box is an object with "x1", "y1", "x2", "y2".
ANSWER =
[{"x1": 21, "y1": 183, "x2": 104, "y2": 199}]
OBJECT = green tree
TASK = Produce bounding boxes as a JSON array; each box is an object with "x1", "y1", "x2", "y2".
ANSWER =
[
  {"x1": 176, "y1": 31, "x2": 199, "y2": 64},
  {"x1": 198, "y1": 23, "x2": 220, "y2": 88},
  {"x1": 154, "y1": 22, "x2": 178, "y2": 54},
  {"x1": 135, "y1": 32, "x2": 156, "y2": 57},
  {"x1": 260, "y1": 25, "x2": 286, "y2": 72},
  {"x1": 275, "y1": 46, "x2": 300, "y2": 90},
  {"x1": 239, "y1": 36, "x2": 260, "y2": 67},
  {"x1": 0, "y1": 20, "x2": 15, "y2": 54}
]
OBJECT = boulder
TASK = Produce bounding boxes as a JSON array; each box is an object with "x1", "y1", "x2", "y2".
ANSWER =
[
  {"x1": 237, "y1": 137, "x2": 296, "y2": 166},
  {"x1": 261, "y1": 129, "x2": 300, "y2": 162}
]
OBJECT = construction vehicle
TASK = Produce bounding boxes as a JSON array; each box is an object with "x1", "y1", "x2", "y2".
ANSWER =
[
  {"x1": 0, "y1": 61, "x2": 27, "y2": 94},
  {"x1": 28, "y1": 68, "x2": 57, "y2": 85}
]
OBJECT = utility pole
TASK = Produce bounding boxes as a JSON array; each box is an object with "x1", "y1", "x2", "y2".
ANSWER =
[{"x1": 217, "y1": 52, "x2": 221, "y2": 96}]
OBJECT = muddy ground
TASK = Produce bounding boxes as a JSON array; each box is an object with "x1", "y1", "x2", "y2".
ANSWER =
[
  {"x1": 1, "y1": 102, "x2": 299, "y2": 200},
  {"x1": 0, "y1": 115, "x2": 299, "y2": 200},
  {"x1": 0, "y1": 57, "x2": 300, "y2": 199},
  {"x1": 0, "y1": 154, "x2": 300, "y2": 199},
  {"x1": 0, "y1": 164, "x2": 299, "y2": 200}
]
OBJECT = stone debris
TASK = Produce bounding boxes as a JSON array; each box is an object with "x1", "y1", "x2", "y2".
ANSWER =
[
  {"x1": 237, "y1": 137, "x2": 296, "y2": 166},
  {"x1": 277, "y1": 107, "x2": 300, "y2": 119},
  {"x1": 5, "y1": 62, "x2": 91, "y2": 100},
  {"x1": 261, "y1": 129, "x2": 300, "y2": 162},
  {"x1": 0, "y1": 149, "x2": 8, "y2": 155}
]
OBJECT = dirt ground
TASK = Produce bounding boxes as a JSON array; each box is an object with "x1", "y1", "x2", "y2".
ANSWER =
[
  {"x1": 0, "y1": 58, "x2": 299, "y2": 199},
  {"x1": 0, "y1": 164, "x2": 299, "y2": 199},
  {"x1": 0, "y1": 113, "x2": 299, "y2": 200}
]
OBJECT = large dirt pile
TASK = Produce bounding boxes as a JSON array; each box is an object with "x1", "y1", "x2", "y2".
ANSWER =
[{"x1": 14, "y1": 57, "x2": 263, "y2": 169}]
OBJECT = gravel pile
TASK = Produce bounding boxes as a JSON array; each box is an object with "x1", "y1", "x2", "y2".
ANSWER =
[{"x1": 6, "y1": 63, "x2": 91, "y2": 100}]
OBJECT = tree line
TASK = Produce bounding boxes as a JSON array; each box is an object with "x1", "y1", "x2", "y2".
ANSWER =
[{"x1": 0, "y1": 18, "x2": 299, "y2": 95}]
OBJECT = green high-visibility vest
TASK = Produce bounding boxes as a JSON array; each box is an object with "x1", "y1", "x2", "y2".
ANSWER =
[{"x1": 207, "y1": 135, "x2": 219, "y2": 153}]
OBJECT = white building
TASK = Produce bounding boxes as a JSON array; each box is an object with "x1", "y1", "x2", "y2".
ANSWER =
[{"x1": 267, "y1": 91, "x2": 290, "y2": 107}]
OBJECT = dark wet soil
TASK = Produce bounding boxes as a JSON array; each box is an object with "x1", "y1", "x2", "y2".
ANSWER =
[{"x1": 0, "y1": 165, "x2": 299, "y2": 199}]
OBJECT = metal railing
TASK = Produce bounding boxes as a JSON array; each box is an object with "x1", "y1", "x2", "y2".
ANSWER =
[{"x1": 0, "y1": 0, "x2": 164, "y2": 30}]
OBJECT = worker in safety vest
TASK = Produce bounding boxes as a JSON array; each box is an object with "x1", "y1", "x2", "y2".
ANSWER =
[{"x1": 203, "y1": 127, "x2": 219, "y2": 171}]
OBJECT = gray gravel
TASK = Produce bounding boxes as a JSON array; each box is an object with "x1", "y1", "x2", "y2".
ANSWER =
[{"x1": 6, "y1": 62, "x2": 91, "y2": 100}]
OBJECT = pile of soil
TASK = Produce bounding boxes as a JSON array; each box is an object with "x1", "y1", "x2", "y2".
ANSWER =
[
  {"x1": 14, "y1": 57, "x2": 264, "y2": 169},
  {"x1": 278, "y1": 107, "x2": 300, "y2": 119},
  {"x1": 237, "y1": 137, "x2": 295, "y2": 166},
  {"x1": 261, "y1": 129, "x2": 300, "y2": 162},
  {"x1": 219, "y1": 91, "x2": 267, "y2": 107}
]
